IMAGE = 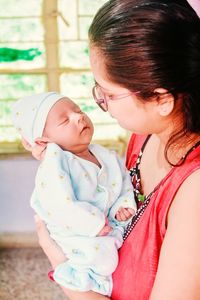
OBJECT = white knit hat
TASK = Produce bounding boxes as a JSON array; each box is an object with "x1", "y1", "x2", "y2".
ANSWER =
[{"x1": 12, "y1": 92, "x2": 65, "y2": 145}]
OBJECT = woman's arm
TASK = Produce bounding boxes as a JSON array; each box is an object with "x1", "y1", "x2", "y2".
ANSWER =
[
  {"x1": 150, "y1": 169, "x2": 200, "y2": 300},
  {"x1": 60, "y1": 289, "x2": 110, "y2": 300},
  {"x1": 35, "y1": 215, "x2": 111, "y2": 300},
  {"x1": 34, "y1": 215, "x2": 66, "y2": 269}
]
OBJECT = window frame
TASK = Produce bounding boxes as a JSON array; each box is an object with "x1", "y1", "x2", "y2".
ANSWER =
[{"x1": 0, "y1": 0, "x2": 128, "y2": 156}]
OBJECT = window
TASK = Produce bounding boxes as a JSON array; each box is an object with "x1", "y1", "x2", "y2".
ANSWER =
[{"x1": 0, "y1": 0, "x2": 128, "y2": 155}]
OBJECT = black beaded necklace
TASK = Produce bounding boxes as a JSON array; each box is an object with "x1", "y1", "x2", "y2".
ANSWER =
[{"x1": 123, "y1": 137, "x2": 200, "y2": 241}]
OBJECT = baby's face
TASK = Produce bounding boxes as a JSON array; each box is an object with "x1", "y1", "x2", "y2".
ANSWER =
[{"x1": 43, "y1": 97, "x2": 94, "y2": 153}]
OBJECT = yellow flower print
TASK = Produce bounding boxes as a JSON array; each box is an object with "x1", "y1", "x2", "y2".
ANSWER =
[
  {"x1": 65, "y1": 196, "x2": 71, "y2": 202},
  {"x1": 72, "y1": 249, "x2": 79, "y2": 254},
  {"x1": 40, "y1": 181, "x2": 46, "y2": 188},
  {"x1": 94, "y1": 244, "x2": 100, "y2": 251},
  {"x1": 96, "y1": 186, "x2": 102, "y2": 193}
]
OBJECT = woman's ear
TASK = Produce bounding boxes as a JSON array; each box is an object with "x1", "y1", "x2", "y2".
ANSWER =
[{"x1": 154, "y1": 88, "x2": 175, "y2": 117}]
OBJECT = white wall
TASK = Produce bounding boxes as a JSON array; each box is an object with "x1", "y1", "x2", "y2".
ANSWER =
[{"x1": 0, "y1": 155, "x2": 39, "y2": 232}]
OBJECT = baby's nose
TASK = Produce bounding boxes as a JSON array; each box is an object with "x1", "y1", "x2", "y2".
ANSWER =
[
  {"x1": 73, "y1": 112, "x2": 85, "y2": 123},
  {"x1": 78, "y1": 112, "x2": 85, "y2": 121}
]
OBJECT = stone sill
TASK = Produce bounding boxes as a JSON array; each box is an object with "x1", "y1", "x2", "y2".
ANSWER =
[{"x1": 0, "y1": 232, "x2": 38, "y2": 248}]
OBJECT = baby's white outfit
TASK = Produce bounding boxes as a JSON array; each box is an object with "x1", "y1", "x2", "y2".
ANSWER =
[
  {"x1": 11, "y1": 92, "x2": 136, "y2": 296},
  {"x1": 31, "y1": 142, "x2": 136, "y2": 296}
]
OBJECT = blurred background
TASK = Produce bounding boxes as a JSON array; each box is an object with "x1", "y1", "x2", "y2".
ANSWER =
[{"x1": 0, "y1": 0, "x2": 128, "y2": 299}]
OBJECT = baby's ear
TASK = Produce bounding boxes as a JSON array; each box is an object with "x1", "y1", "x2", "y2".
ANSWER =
[
  {"x1": 22, "y1": 138, "x2": 33, "y2": 152},
  {"x1": 34, "y1": 136, "x2": 50, "y2": 147},
  {"x1": 32, "y1": 137, "x2": 50, "y2": 161}
]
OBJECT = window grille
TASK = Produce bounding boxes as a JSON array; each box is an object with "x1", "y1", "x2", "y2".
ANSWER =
[{"x1": 0, "y1": 0, "x2": 128, "y2": 156}]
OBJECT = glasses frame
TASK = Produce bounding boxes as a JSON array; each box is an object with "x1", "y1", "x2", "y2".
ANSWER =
[{"x1": 92, "y1": 85, "x2": 140, "y2": 112}]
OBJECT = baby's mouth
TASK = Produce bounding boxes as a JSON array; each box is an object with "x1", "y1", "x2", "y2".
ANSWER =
[{"x1": 80, "y1": 126, "x2": 89, "y2": 133}]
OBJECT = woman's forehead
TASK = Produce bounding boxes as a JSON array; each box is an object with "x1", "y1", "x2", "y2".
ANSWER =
[{"x1": 90, "y1": 46, "x2": 130, "y2": 93}]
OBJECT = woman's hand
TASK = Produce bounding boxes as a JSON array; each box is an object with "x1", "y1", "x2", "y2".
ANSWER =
[
  {"x1": 21, "y1": 138, "x2": 32, "y2": 152},
  {"x1": 22, "y1": 137, "x2": 48, "y2": 160},
  {"x1": 97, "y1": 218, "x2": 113, "y2": 236},
  {"x1": 34, "y1": 215, "x2": 111, "y2": 300}
]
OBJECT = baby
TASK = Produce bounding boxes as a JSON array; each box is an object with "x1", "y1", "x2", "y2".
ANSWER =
[{"x1": 12, "y1": 92, "x2": 136, "y2": 296}]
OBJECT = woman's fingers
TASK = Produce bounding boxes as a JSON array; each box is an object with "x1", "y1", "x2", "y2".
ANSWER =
[
  {"x1": 32, "y1": 137, "x2": 49, "y2": 160},
  {"x1": 21, "y1": 137, "x2": 47, "y2": 160},
  {"x1": 32, "y1": 144, "x2": 47, "y2": 160},
  {"x1": 22, "y1": 138, "x2": 32, "y2": 152},
  {"x1": 98, "y1": 225, "x2": 113, "y2": 236}
]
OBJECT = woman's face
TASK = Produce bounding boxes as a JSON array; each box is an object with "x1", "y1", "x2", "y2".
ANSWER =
[{"x1": 89, "y1": 46, "x2": 170, "y2": 135}]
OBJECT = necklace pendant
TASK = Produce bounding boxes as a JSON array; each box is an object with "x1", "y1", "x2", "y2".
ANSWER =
[{"x1": 138, "y1": 193, "x2": 145, "y2": 202}]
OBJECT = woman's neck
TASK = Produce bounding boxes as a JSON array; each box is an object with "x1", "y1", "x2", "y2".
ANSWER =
[
  {"x1": 155, "y1": 104, "x2": 200, "y2": 165},
  {"x1": 156, "y1": 129, "x2": 200, "y2": 166}
]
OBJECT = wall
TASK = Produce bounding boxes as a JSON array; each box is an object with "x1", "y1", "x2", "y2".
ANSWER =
[{"x1": 0, "y1": 155, "x2": 39, "y2": 233}]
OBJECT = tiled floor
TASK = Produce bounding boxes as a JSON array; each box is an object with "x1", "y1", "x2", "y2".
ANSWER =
[{"x1": 0, "y1": 248, "x2": 67, "y2": 300}]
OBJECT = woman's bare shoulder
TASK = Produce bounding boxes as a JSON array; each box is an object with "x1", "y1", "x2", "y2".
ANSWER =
[
  {"x1": 150, "y1": 168, "x2": 200, "y2": 300},
  {"x1": 170, "y1": 167, "x2": 200, "y2": 212}
]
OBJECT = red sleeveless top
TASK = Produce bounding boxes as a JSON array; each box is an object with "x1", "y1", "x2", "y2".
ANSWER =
[{"x1": 111, "y1": 134, "x2": 200, "y2": 300}]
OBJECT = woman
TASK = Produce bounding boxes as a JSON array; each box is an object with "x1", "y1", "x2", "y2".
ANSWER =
[{"x1": 33, "y1": 0, "x2": 200, "y2": 299}]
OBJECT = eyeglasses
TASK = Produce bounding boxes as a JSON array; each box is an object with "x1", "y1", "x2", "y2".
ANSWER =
[{"x1": 92, "y1": 85, "x2": 140, "y2": 112}]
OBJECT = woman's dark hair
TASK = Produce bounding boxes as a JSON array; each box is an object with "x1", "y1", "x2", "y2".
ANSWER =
[{"x1": 89, "y1": 0, "x2": 200, "y2": 165}]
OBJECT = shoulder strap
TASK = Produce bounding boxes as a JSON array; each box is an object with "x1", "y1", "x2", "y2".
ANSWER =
[{"x1": 126, "y1": 134, "x2": 148, "y2": 170}]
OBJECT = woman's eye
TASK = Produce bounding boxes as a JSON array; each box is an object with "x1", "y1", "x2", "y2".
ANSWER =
[{"x1": 107, "y1": 94, "x2": 114, "y2": 100}]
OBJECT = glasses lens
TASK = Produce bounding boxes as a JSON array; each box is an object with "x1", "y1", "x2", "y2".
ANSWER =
[{"x1": 93, "y1": 86, "x2": 107, "y2": 111}]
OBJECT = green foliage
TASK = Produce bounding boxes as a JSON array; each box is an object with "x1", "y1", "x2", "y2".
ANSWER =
[{"x1": 0, "y1": 47, "x2": 42, "y2": 62}]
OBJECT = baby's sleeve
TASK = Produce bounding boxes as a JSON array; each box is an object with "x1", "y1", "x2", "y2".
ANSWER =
[
  {"x1": 34, "y1": 143, "x2": 105, "y2": 237},
  {"x1": 108, "y1": 154, "x2": 137, "y2": 226}
]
